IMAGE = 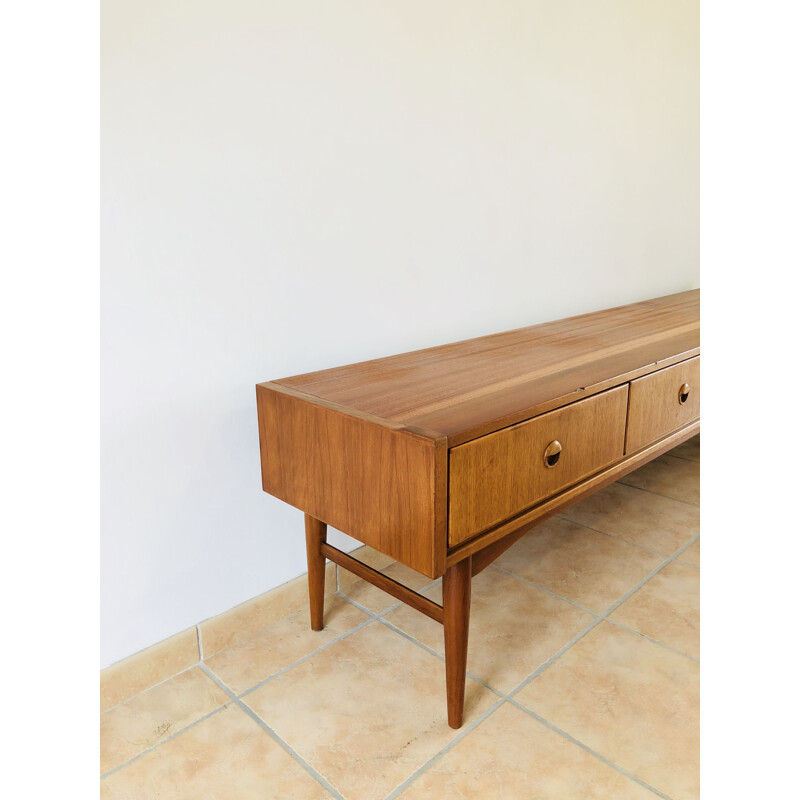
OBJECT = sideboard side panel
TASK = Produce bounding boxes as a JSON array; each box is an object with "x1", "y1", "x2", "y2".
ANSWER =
[{"x1": 257, "y1": 383, "x2": 441, "y2": 578}]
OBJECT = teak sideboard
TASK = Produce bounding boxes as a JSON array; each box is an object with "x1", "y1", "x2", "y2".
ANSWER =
[{"x1": 256, "y1": 289, "x2": 700, "y2": 728}]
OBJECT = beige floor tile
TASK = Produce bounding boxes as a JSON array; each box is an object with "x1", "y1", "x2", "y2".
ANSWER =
[
  {"x1": 669, "y1": 434, "x2": 700, "y2": 462},
  {"x1": 493, "y1": 517, "x2": 662, "y2": 613},
  {"x1": 101, "y1": 627, "x2": 199, "y2": 713},
  {"x1": 101, "y1": 666, "x2": 230, "y2": 774},
  {"x1": 384, "y1": 567, "x2": 593, "y2": 693},
  {"x1": 620, "y1": 454, "x2": 700, "y2": 505},
  {"x1": 205, "y1": 594, "x2": 368, "y2": 694},
  {"x1": 516, "y1": 621, "x2": 699, "y2": 800},
  {"x1": 101, "y1": 704, "x2": 331, "y2": 799},
  {"x1": 244, "y1": 621, "x2": 497, "y2": 800},
  {"x1": 679, "y1": 537, "x2": 700, "y2": 568},
  {"x1": 398, "y1": 702, "x2": 655, "y2": 800},
  {"x1": 562, "y1": 481, "x2": 699, "y2": 556},
  {"x1": 338, "y1": 549, "x2": 435, "y2": 614},
  {"x1": 610, "y1": 560, "x2": 700, "y2": 660},
  {"x1": 200, "y1": 562, "x2": 336, "y2": 658}
]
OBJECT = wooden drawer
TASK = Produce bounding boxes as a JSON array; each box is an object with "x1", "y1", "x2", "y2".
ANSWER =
[
  {"x1": 448, "y1": 385, "x2": 628, "y2": 546},
  {"x1": 626, "y1": 356, "x2": 700, "y2": 453}
]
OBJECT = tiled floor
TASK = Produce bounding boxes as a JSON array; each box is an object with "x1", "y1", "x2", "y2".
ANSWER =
[{"x1": 101, "y1": 435, "x2": 700, "y2": 799}]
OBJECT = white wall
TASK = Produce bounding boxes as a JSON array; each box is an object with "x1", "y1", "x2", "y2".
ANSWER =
[{"x1": 101, "y1": 0, "x2": 699, "y2": 667}]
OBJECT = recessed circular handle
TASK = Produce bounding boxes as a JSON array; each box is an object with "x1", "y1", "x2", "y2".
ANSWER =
[
  {"x1": 544, "y1": 440, "x2": 562, "y2": 469},
  {"x1": 679, "y1": 383, "x2": 691, "y2": 404}
]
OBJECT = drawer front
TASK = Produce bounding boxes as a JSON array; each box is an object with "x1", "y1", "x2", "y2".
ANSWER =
[
  {"x1": 625, "y1": 356, "x2": 700, "y2": 453},
  {"x1": 448, "y1": 385, "x2": 628, "y2": 546}
]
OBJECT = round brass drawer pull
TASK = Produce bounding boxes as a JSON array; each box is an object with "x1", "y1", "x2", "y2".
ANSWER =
[
  {"x1": 544, "y1": 440, "x2": 562, "y2": 468},
  {"x1": 679, "y1": 383, "x2": 691, "y2": 404}
]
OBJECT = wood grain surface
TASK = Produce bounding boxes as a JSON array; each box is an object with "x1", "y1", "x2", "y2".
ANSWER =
[
  {"x1": 443, "y1": 557, "x2": 472, "y2": 729},
  {"x1": 277, "y1": 290, "x2": 699, "y2": 446},
  {"x1": 446, "y1": 420, "x2": 700, "y2": 567},
  {"x1": 257, "y1": 382, "x2": 447, "y2": 577},
  {"x1": 448, "y1": 385, "x2": 629, "y2": 546},
  {"x1": 626, "y1": 356, "x2": 700, "y2": 453},
  {"x1": 304, "y1": 515, "x2": 327, "y2": 631}
]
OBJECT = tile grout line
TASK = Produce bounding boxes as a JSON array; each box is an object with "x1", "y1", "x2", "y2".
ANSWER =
[
  {"x1": 658, "y1": 447, "x2": 699, "y2": 464},
  {"x1": 237, "y1": 615, "x2": 376, "y2": 699},
  {"x1": 507, "y1": 700, "x2": 675, "y2": 800},
  {"x1": 600, "y1": 533, "x2": 699, "y2": 615},
  {"x1": 103, "y1": 563, "x2": 433, "y2": 717},
  {"x1": 373, "y1": 566, "x2": 661, "y2": 795},
  {"x1": 231, "y1": 581, "x2": 445, "y2": 702},
  {"x1": 375, "y1": 614, "x2": 603, "y2": 798},
  {"x1": 101, "y1": 660, "x2": 204, "y2": 716},
  {"x1": 504, "y1": 532, "x2": 700, "y2": 704},
  {"x1": 333, "y1": 575, "x2": 511, "y2": 696},
  {"x1": 511, "y1": 616, "x2": 608, "y2": 700},
  {"x1": 603, "y1": 617, "x2": 699, "y2": 663},
  {"x1": 365, "y1": 613, "x2": 528, "y2": 798},
  {"x1": 107, "y1": 583, "x2": 427, "y2": 774},
  {"x1": 207, "y1": 576, "x2": 509, "y2": 799},
  {"x1": 377, "y1": 617, "x2": 504, "y2": 699},
  {"x1": 334, "y1": 591, "x2": 391, "y2": 619},
  {"x1": 227, "y1": 576, "x2": 443, "y2": 701},
  {"x1": 235, "y1": 701, "x2": 345, "y2": 800},
  {"x1": 621, "y1": 450, "x2": 698, "y2": 469},
  {"x1": 665, "y1": 454, "x2": 699, "y2": 464},
  {"x1": 558, "y1": 514, "x2": 694, "y2": 561},
  {"x1": 102, "y1": 616, "x2": 381, "y2": 783},
  {"x1": 487, "y1": 566, "x2": 699, "y2": 663},
  {"x1": 103, "y1": 565, "x2": 339, "y2": 716},
  {"x1": 199, "y1": 664, "x2": 346, "y2": 800},
  {"x1": 487, "y1": 564, "x2": 602, "y2": 616},
  {"x1": 100, "y1": 702, "x2": 231, "y2": 780},
  {"x1": 610, "y1": 479, "x2": 699, "y2": 508},
  {"x1": 382, "y1": 697, "x2": 507, "y2": 800},
  {"x1": 104, "y1": 554, "x2": 462, "y2": 788},
  {"x1": 343, "y1": 576, "x2": 567, "y2": 699},
  {"x1": 377, "y1": 616, "x2": 680, "y2": 800},
  {"x1": 334, "y1": 588, "x2": 505, "y2": 697}
]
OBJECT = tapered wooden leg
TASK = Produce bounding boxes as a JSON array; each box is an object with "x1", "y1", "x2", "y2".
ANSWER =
[
  {"x1": 443, "y1": 555, "x2": 472, "y2": 729},
  {"x1": 304, "y1": 514, "x2": 327, "y2": 631}
]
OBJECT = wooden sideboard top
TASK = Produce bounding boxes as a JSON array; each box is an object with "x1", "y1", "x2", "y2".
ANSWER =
[{"x1": 268, "y1": 289, "x2": 699, "y2": 447}]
